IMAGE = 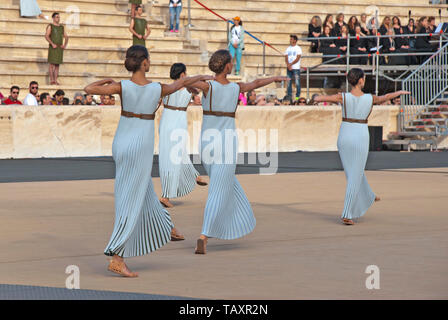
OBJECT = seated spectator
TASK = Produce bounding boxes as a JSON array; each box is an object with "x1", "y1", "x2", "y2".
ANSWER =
[
  {"x1": 265, "y1": 94, "x2": 277, "y2": 106},
  {"x1": 391, "y1": 96, "x2": 401, "y2": 105},
  {"x1": 62, "y1": 97, "x2": 69, "y2": 105},
  {"x1": 359, "y1": 14, "x2": 369, "y2": 35},
  {"x1": 404, "y1": 18, "x2": 417, "y2": 48},
  {"x1": 281, "y1": 96, "x2": 291, "y2": 105},
  {"x1": 333, "y1": 13, "x2": 347, "y2": 37},
  {"x1": 238, "y1": 92, "x2": 247, "y2": 105},
  {"x1": 0, "y1": 91, "x2": 5, "y2": 104},
  {"x1": 428, "y1": 16, "x2": 436, "y2": 33},
  {"x1": 24, "y1": 81, "x2": 39, "y2": 106},
  {"x1": 347, "y1": 16, "x2": 359, "y2": 36},
  {"x1": 416, "y1": 16, "x2": 438, "y2": 63},
  {"x1": 350, "y1": 25, "x2": 368, "y2": 65},
  {"x1": 379, "y1": 16, "x2": 392, "y2": 35},
  {"x1": 3, "y1": 86, "x2": 22, "y2": 105},
  {"x1": 308, "y1": 16, "x2": 322, "y2": 53},
  {"x1": 72, "y1": 92, "x2": 84, "y2": 105},
  {"x1": 255, "y1": 94, "x2": 267, "y2": 106},
  {"x1": 84, "y1": 94, "x2": 96, "y2": 105},
  {"x1": 51, "y1": 89, "x2": 65, "y2": 105},
  {"x1": 246, "y1": 90, "x2": 257, "y2": 105},
  {"x1": 335, "y1": 25, "x2": 349, "y2": 61},
  {"x1": 319, "y1": 25, "x2": 339, "y2": 64},
  {"x1": 297, "y1": 97, "x2": 307, "y2": 106},
  {"x1": 110, "y1": 95, "x2": 116, "y2": 106},
  {"x1": 191, "y1": 93, "x2": 201, "y2": 105},
  {"x1": 40, "y1": 92, "x2": 52, "y2": 105},
  {"x1": 323, "y1": 14, "x2": 334, "y2": 34},
  {"x1": 99, "y1": 94, "x2": 111, "y2": 105}
]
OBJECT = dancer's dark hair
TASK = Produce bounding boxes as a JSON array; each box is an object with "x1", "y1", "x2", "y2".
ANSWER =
[
  {"x1": 124, "y1": 45, "x2": 149, "y2": 72},
  {"x1": 347, "y1": 68, "x2": 365, "y2": 86},
  {"x1": 170, "y1": 63, "x2": 187, "y2": 80},
  {"x1": 208, "y1": 49, "x2": 232, "y2": 74}
]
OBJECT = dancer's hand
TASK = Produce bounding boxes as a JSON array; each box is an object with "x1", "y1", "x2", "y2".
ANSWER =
[
  {"x1": 275, "y1": 76, "x2": 290, "y2": 82},
  {"x1": 51, "y1": 43, "x2": 57, "y2": 49},
  {"x1": 398, "y1": 90, "x2": 411, "y2": 95}
]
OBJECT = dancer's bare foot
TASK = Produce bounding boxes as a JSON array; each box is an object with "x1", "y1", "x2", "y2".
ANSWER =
[
  {"x1": 195, "y1": 235, "x2": 208, "y2": 254},
  {"x1": 107, "y1": 255, "x2": 138, "y2": 277},
  {"x1": 341, "y1": 218, "x2": 354, "y2": 225},
  {"x1": 171, "y1": 227, "x2": 185, "y2": 241},
  {"x1": 375, "y1": 196, "x2": 381, "y2": 202},
  {"x1": 196, "y1": 176, "x2": 208, "y2": 186},
  {"x1": 160, "y1": 197, "x2": 174, "y2": 208}
]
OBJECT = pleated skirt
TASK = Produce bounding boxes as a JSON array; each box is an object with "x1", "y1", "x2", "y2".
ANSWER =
[
  {"x1": 159, "y1": 108, "x2": 199, "y2": 199},
  {"x1": 199, "y1": 117, "x2": 256, "y2": 240},
  {"x1": 104, "y1": 118, "x2": 173, "y2": 258},
  {"x1": 337, "y1": 122, "x2": 376, "y2": 219},
  {"x1": 20, "y1": 0, "x2": 42, "y2": 17}
]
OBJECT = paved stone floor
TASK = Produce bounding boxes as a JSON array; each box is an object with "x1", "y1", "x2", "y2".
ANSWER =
[{"x1": 1, "y1": 167, "x2": 447, "y2": 299}]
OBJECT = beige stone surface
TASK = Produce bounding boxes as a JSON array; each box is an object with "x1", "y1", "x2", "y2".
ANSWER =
[
  {"x1": 0, "y1": 169, "x2": 446, "y2": 299},
  {"x1": 0, "y1": 107, "x2": 13, "y2": 159},
  {"x1": 0, "y1": 105, "x2": 400, "y2": 158}
]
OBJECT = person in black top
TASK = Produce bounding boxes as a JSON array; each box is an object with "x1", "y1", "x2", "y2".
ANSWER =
[
  {"x1": 379, "y1": 16, "x2": 392, "y2": 35},
  {"x1": 404, "y1": 18, "x2": 417, "y2": 48},
  {"x1": 308, "y1": 16, "x2": 322, "y2": 53},
  {"x1": 335, "y1": 25, "x2": 349, "y2": 63},
  {"x1": 319, "y1": 24, "x2": 339, "y2": 63},
  {"x1": 416, "y1": 16, "x2": 438, "y2": 62},
  {"x1": 359, "y1": 14, "x2": 369, "y2": 35},
  {"x1": 323, "y1": 14, "x2": 334, "y2": 34},
  {"x1": 347, "y1": 16, "x2": 359, "y2": 36},
  {"x1": 428, "y1": 16, "x2": 436, "y2": 33},
  {"x1": 334, "y1": 13, "x2": 347, "y2": 37},
  {"x1": 350, "y1": 25, "x2": 368, "y2": 65}
]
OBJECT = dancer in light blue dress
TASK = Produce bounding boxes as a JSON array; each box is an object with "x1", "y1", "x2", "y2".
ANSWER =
[
  {"x1": 314, "y1": 68, "x2": 409, "y2": 225},
  {"x1": 20, "y1": 0, "x2": 48, "y2": 19},
  {"x1": 192, "y1": 49, "x2": 288, "y2": 254},
  {"x1": 159, "y1": 63, "x2": 208, "y2": 208},
  {"x1": 84, "y1": 45, "x2": 212, "y2": 277}
]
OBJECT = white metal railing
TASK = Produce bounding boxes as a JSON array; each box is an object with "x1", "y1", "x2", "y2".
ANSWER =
[{"x1": 401, "y1": 41, "x2": 448, "y2": 131}]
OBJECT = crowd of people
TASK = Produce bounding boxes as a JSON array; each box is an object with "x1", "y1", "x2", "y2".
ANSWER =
[{"x1": 308, "y1": 14, "x2": 440, "y2": 65}]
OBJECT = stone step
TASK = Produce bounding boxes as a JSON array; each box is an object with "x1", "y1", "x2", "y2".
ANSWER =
[{"x1": 0, "y1": 30, "x2": 188, "y2": 50}]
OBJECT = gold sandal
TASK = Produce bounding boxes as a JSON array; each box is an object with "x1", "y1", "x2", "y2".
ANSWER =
[
  {"x1": 195, "y1": 238, "x2": 206, "y2": 254},
  {"x1": 107, "y1": 259, "x2": 138, "y2": 278},
  {"x1": 341, "y1": 218, "x2": 354, "y2": 225},
  {"x1": 160, "y1": 198, "x2": 174, "y2": 208},
  {"x1": 171, "y1": 229, "x2": 185, "y2": 241}
]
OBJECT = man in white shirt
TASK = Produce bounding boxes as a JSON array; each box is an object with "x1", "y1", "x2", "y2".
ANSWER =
[
  {"x1": 284, "y1": 34, "x2": 302, "y2": 102},
  {"x1": 23, "y1": 81, "x2": 39, "y2": 106}
]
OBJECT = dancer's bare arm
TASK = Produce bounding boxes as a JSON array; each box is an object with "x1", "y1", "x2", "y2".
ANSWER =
[
  {"x1": 372, "y1": 91, "x2": 410, "y2": 105},
  {"x1": 84, "y1": 79, "x2": 121, "y2": 95},
  {"x1": 188, "y1": 81, "x2": 210, "y2": 96},
  {"x1": 313, "y1": 93, "x2": 343, "y2": 104},
  {"x1": 238, "y1": 76, "x2": 289, "y2": 93},
  {"x1": 161, "y1": 75, "x2": 214, "y2": 97}
]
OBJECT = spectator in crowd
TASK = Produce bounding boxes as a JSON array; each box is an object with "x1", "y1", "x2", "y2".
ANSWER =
[
  {"x1": 74, "y1": 99, "x2": 83, "y2": 105},
  {"x1": 334, "y1": 13, "x2": 347, "y2": 36},
  {"x1": 0, "y1": 92, "x2": 5, "y2": 104},
  {"x1": 284, "y1": 34, "x2": 302, "y2": 102},
  {"x1": 416, "y1": 16, "x2": 438, "y2": 62},
  {"x1": 335, "y1": 25, "x2": 349, "y2": 62},
  {"x1": 297, "y1": 97, "x2": 307, "y2": 106},
  {"x1": 84, "y1": 94, "x2": 96, "y2": 105},
  {"x1": 392, "y1": 16, "x2": 403, "y2": 35},
  {"x1": 405, "y1": 18, "x2": 417, "y2": 48},
  {"x1": 99, "y1": 94, "x2": 111, "y2": 105},
  {"x1": 51, "y1": 89, "x2": 65, "y2": 105},
  {"x1": 45, "y1": 12, "x2": 69, "y2": 85},
  {"x1": 191, "y1": 93, "x2": 201, "y2": 105},
  {"x1": 428, "y1": 16, "x2": 436, "y2": 33},
  {"x1": 323, "y1": 14, "x2": 334, "y2": 33},
  {"x1": 129, "y1": 5, "x2": 151, "y2": 47},
  {"x1": 129, "y1": 0, "x2": 142, "y2": 18},
  {"x1": 360, "y1": 14, "x2": 369, "y2": 35},
  {"x1": 20, "y1": 0, "x2": 48, "y2": 20},
  {"x1": 3, "y1": 86, "x2": 22, "y2": 105},
  {"x1": 110, "y1": 95, "x2": 116, "y2": 105},
  {"x1": 72, "y1": 92, "x2": 84, "y2": 105},
  {"x1": 62, "y1": 97, "x2": 69, "y2": 105},
  {"x1": 381, "y1": 29, "x2": 397, "y2": 64},
  {"x1": 319, "y1": 25, "x2": 339, "y2": 64},
  {"x1": 347, "y1": 16, "x2": 359, "y2": 36},
  {"x1": 23, "y1": 81, "x2": 39, "y2": 106},
  {"x1": 169, "y1": 0, "x2": 182, "y2": 33},
  {"x1": 308, "y1": 16, "x2": 322, "y2": 53},
  {"x1": 367, "y1": 16, "x2": 379, "y2": 31},
  {"x1": 238, "y1": 92, "x2": 247, "y2": 105},
  {"x1": 40, "y1": 92, "x2": 51, "y2": 105},
  {"x1": 351, "y1": 25, "x2": 368, "y2": 65},
  {"x1": 391, "y1": 96, "x2": 401, "y2": 105},
  {"x1": 246, "y1": 90, "x2": 257, "y2": 105},
  {"x1": 228, "y1": 16, "x2": 245, "y2": 76},
  {"x1": 265, "y1": 95, "x2": 277, "y2": 106},
  {"x1": 281, "y1": 97, "x2": 291, "y2": 105},
  {"x1": 379, "y1": 16, "x2": 392, "y2": 35},
  {"x1": 255, "y1": 94, "x2": 267, "y2": 106}
]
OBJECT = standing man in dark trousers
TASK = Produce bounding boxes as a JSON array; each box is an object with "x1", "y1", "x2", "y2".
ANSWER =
[{"x1": 284, "y1": 35, "x2": 302, "y2": 103}]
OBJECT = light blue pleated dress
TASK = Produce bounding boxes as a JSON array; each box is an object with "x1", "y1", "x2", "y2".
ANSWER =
[
  {"x1": 104, "y1": 80, "x2": 174, "y2": 258},
  {"x1": 20, "y1": 0, "x2": 42, "y2": 17},
  {"x1": 200, "y1": 80, "x2": 256, "y2": 239},
  {"x1": 159, "y1": 88, "x2": 199, "y2": 199},
  {"x1": 337, "y1": 92, "x2": 376, "y2": 220}
]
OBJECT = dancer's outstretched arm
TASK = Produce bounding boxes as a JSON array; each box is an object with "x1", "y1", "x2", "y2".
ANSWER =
[
  {"x1": 161, "y1": 75, "x2": 214, "y2": 97},
  {"x1": 372, "y1": 90, "x2": 410, "y2": 105},
  {"x1": 238, "y1": 76, "x2": 289, "y2": 93},
  {"x1": 84, "y1": 79, "x2": 121, "y2": 95},
  {"x1": 313, "y1": 93, "x2": 343, "y2": 104}
]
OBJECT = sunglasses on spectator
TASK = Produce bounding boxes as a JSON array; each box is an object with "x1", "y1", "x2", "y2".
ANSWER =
[
  {"x1": 31, "y1": 86, "x2": 38, "y2": 89},
  {"x1": 299, "y1": 100, "x2": 306, "y2": 103},
  {"x1": 12, "y1": 91, "x2": 19, "y2": 94}
]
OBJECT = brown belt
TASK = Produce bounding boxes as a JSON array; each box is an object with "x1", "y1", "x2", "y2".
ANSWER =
[
  {"x1": 121, "y1": 110, "x2": 155, "y2": 120},
  {"x1": 164, "y1": 105, "x2": 187, "y2": 112},
  {"x1": 342, "y1": 118, "x2": 368, "y2": 124},
  {"x1": 203, "y1": 110, "x2": 236, "y2": 118}
]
